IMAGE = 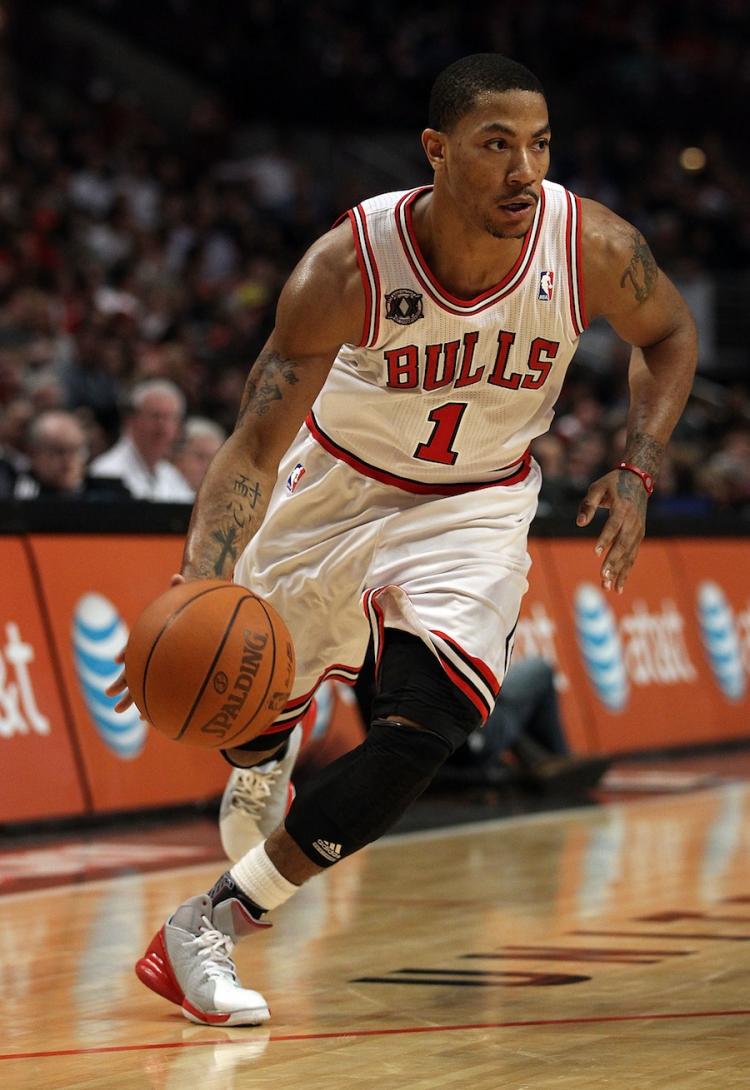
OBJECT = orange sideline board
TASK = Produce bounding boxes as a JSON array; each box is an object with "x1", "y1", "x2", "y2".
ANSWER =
[
  {"x1": 2, "y1": 531, "x2": 749, "y2": 827},
  {"x1": 0, "y1": 538, "x2": 86, "y2": 822},
  {"x1": 543, "y1": 540, "x2": 721, "y2": 752},
  {"x1": 29, "y1": 535, "x2": 229, "y2": 814}
]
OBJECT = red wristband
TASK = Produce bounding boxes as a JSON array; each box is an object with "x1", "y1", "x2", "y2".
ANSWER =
[{"x1": 617, "y1": 462, "x2": 655, "y2": 496}]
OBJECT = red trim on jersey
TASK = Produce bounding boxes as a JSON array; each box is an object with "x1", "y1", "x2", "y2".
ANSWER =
[
  {"x1": 346, "y1": 209, "x2": 373, "y2": 348},
  {"x1": 305, "y1": 410, "x2": 531, "y2": 495},
  {"x1": 435, "y1": 654, "x2": 491, "y2": 719},
  {"x1": 574, "y1": 194, "x2": 589, "y2": 330},
  {"x1": 431, "y1": 629, "x2": 500, "y2": 698},
  {"x1": 564, "y1": 190, "x2": 589, "y2": 337},
  {"x1": 358, "y1": 206, "x2": 381, "y2": 347},
  {"x1": 363, "y1": 588, "x2": 387, "y2": 676},
  {"x1": 260, "y1": 661, "x2": 361, "y2": 735},
  {"x1": 394, "y1": 186, "x2": 546, "y2": 315},
  {"x1": 564, "y1": 191, "x2": 576, "y2": 335}
]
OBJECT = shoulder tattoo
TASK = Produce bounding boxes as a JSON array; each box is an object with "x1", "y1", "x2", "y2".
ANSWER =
[
  {"x1": 620, "y1": 229, "x2": 658, "y2": 304},
  {"x1": 236, "y1": 349, "x2": 301, "y2": 423}
]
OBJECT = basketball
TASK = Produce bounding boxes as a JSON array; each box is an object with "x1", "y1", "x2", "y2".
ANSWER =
[{"x1": 124, "y1": 580, "x2": 296, "y2": 748}]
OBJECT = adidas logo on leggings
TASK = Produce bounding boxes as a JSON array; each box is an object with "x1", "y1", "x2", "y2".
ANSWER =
[{"x1": 313, "y1": 839, "x2": 342, "y2": 863}]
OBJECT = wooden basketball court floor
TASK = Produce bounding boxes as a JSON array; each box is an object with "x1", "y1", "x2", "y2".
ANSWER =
[{"x1": 2, "y1": 770, "x2": 750, "y2": 1089}]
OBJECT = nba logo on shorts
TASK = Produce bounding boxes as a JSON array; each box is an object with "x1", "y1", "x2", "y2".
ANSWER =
[
  {"x1": 287, "y1": 462, "x2": 306, "y2": 493},
  {"x1": 538, "y1": 270, "x2": 554, "y2": 301}
]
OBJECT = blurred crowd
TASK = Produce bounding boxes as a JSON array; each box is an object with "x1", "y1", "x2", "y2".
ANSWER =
[{"x1": 0, "y1": 0, "x2": 749, "y2": 513}]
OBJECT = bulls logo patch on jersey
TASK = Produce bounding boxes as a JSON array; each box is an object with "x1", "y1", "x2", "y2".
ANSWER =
[
  {"x1": 385, "y1": 288, "x2": 424, "y2": 325},
  {"x1": 538, "y1": 270, "x2": 554, "y2": 301}
]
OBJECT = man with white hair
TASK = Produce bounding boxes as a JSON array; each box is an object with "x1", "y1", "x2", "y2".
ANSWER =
[
  {"x1": 172, "y1": 416, "x2": 226, "y2": 494},
  {"x1": 90, "y1": 379, "x2": 194, "y2": 501}
]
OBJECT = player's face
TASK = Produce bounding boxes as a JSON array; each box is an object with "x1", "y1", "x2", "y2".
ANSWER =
[{"x1": 433, "y1": 90, "x2": 550, "y2": 240}]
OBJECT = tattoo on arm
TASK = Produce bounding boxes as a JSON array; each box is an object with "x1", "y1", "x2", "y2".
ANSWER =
[
  {"x1": 624, "y1": 430, "x2": 664, "y2": 477},
  {"x1": 208, "y1": 478, "x2": 264, "y2": 573},
  {"x1": 210, "y1": 525, "x2": 240, "y2": 576},
  {"x1": 620, "y1": 229, "x2": 658, "y2": 304},
  {"x1": 618, "y1": 429, "x2": 665, "y2": 510},
  {"x1": 227, "y1": 475, "x2": 262, "y2": 529},
  {"x1": 236, "y1": 349, "x2": 302, "y2": 425}
]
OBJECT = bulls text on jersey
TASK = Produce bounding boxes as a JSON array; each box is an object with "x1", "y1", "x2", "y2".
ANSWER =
[{"x1": 384, "y1": 329, "x2": 560, "y2": 393}]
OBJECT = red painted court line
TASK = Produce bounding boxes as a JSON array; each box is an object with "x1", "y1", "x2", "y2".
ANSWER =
[{"x1": 3, "y1": 1008, "x2": 750, "y2": 1061}]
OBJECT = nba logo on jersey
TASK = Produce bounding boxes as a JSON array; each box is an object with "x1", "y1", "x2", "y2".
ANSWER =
[
  {"x1": 286, "y1": 463, "x2": 306, "y2": 493},
  {"x1": 538, "y1": 270, "x2": 554, "y2": 301}
]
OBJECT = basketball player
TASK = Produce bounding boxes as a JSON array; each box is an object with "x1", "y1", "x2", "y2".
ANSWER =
[{"x1": 111, "y1": 55, "x2": 697, "y2": 1025}]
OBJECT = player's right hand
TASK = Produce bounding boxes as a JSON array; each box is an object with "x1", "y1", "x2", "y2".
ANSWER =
[{"x1": 105, "y1": 573, "x2": 186, "y2": 712}]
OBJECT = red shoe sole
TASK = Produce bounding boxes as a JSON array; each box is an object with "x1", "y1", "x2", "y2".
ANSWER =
[{"x1": 134, "y1": 926, "x2": 184, "y2": 1006}]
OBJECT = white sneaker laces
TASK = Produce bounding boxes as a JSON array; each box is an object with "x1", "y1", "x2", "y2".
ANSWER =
[
  {"x1": 230, "y1": 767, "x2": 282, "y2": 817},
  {"x1": 189, "y1": 917, "x2": 238, "y2": 982}
]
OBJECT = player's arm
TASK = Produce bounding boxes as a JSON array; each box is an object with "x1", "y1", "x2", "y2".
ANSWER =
[
  {"x1": 107, "y1": 223, "x2": 363, "y2": 711},
  {"x1": 576, "y1": 200, "x2": 698, "y2": 592},
  {"x1": 181, "y1": 222, "x2": 365, "y2": 580}
]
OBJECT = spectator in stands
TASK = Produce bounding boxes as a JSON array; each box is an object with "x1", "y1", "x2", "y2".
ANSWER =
[
  {"x1": 0, "y1": 397, "x2": 33, "y2": 483},
  {"x1": 13, "y1": 410, "x2": 90, "y2": 498},
  {"x1": 172, "y1": 416, "x2": 226, "y2": 494},
  {"x1": 1, "y1": 2, "x2": 749, "y2": 516},
  {"x1": 89, "y1": 379, "x2": 193, "y2": 501},
  {"x1": 696, "y1": 425, "x2": 750, "y2": 510}
]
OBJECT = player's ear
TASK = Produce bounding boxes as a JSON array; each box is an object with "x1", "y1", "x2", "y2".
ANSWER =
[{"x1": 421, "y1": 128, "x2": 447, "y2": 172}]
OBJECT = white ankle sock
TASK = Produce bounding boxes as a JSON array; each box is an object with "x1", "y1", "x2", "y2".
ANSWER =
[{"x1": 230, "y1": 844, "x2": 299, "y2": 911}]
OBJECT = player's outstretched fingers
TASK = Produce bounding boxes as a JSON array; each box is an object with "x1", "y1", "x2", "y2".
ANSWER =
[
  {"x1": 595, "y1": 513, "x2": 623, "y2": 563},
  {"x1": 601, "y1": 525, "x2": 640, "y2": 593},
  {"x1": 105, "y1": 646, "x2": 134, "y2": 710}
]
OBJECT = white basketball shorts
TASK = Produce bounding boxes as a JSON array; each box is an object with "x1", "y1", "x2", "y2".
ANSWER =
[{"x1": 233, "y1": 425, "x2": 541, "y2": 730}]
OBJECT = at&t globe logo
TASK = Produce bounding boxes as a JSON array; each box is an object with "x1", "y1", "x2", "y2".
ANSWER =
[
  {"x1": 71, "y1": 593, "x2": 147, "y2": 758},
  {"x1": 574, "y1": 583, "x2": 629, "y2": 711},
  {"x1": 696, "y1": 581, "x2": 745, "y2": 701}
]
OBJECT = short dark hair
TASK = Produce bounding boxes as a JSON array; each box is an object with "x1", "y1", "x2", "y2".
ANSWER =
[{"x1": 428, "y1": 54, "x2": 545, "y2": 132}]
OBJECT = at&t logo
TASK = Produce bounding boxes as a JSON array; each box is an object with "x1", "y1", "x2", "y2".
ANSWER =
[
  {"x1": 0, "y1": 622, "x2": 49, "y2": 737},
  {"x1": 71, "y1": 594, "x2": 146, "y2": 759},
  {"x1": 574, "y1": 585, "x2": 628, "y2": 711},
  {"x1": 575, "y1": 584, "x2": 697, "y2": 711},
  {"x1": 696, "y1": 581, "x2": 746, "y2": 701}
]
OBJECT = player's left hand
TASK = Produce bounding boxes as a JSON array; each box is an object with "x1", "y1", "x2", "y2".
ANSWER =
[{"x1": 576, "y1": 470, "x2": 647, "y2": 594}]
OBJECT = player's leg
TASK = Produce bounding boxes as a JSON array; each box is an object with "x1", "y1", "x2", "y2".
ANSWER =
[
  {"x1": 136, "y1": 630, "x2": 480, "y2": 1024},
  {"x1": 214, "y1": 628, "x2": 481, "y2": 890},
  {"x1": 137, "y1": 437, "x2": 382, "y2": 1023}
]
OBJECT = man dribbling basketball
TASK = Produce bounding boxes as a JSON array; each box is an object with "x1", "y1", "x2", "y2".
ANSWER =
[{"x1": 110, "y1": 54, "x2": 697, "y2": 1026}]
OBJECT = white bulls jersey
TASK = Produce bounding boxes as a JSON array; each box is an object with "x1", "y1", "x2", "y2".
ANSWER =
[{"x1": 306, "y1": 179, "x2": 587, "y2": 493}]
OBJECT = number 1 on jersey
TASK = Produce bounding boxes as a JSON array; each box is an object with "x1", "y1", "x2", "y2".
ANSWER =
[{"x1": 414, "y1": 402, "x2": 467, "y2": 465}]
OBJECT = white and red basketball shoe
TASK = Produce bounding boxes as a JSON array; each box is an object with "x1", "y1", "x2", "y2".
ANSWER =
[
  {"x1": 135, "y1": 889, "x2": 271, "y2": 1026},
  {"x1": 219, "y1": 722, "x2": 303, "y2": 862}
]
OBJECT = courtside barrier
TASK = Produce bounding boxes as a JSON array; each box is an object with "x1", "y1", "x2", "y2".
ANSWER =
[
  {"x1": 0, "y1": 501, "x2": 748, "y2": 825},
  {"x1": 518, "y1": 540, "x2": 747, "y2": 753}
]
